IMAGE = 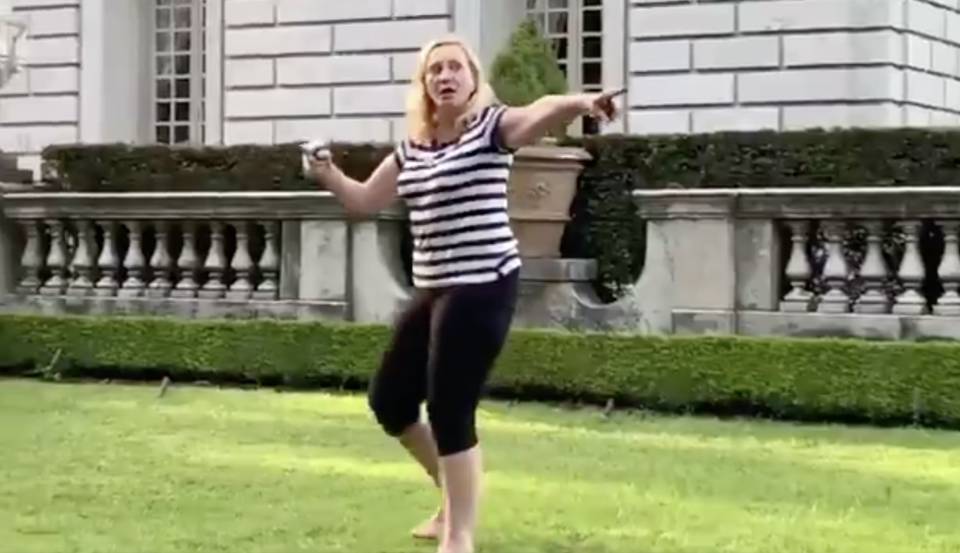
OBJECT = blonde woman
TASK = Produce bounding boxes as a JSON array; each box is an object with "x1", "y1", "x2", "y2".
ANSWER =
[{"x1": 306, "y1": 35, "x2": 624, "y2": 553}]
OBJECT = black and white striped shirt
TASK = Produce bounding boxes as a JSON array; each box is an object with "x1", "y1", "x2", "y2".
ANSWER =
[{"x1": 395, "y1": 104, "x2": 521, "y2": 288}]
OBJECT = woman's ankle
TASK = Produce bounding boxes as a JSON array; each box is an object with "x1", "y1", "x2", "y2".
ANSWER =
[
  {"x1": 438, "y1": 446, "x2": 482, "y2": 545},
  {"x1": 438, "y1": 533, "x2": 474, "y2": 553}
]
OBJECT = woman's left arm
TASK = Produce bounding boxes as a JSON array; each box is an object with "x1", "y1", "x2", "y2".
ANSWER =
[{"x1": 496, "y1": 89, "x2": 625, "y2": 150}]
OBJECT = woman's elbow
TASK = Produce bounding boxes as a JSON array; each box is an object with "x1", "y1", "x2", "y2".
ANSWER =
[
  {"x1": 341, "y1": 197, "x2": 379, "y2": 216},
  {"x1": 353, "y1": 186, "x2": 396, "y2": 216}
]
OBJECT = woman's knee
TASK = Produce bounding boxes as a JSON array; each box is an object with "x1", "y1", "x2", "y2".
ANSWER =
[
  {"x1": 368, "y1": 295, "x2": 432, "y2": 437},
  {"x1": 368, "y1": 378, "x2": 420, "y2": 437},
  {"x1": 426, "y1": 396, "x2": 480, "y2": 456},
  {"x1": 367, "y1": 346, "x2": 425, "y2": 438}
]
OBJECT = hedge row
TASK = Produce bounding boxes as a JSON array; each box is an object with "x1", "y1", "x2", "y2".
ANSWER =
[
  {"x1": 36, "y1": 127, "x2": 960, "y2": 299},
  {"x1": 3, "y1": 313, "x2": 960, "y2": 428},
  {"x1": 40, "y1": 127, "x2": 960, "y2": 192}
]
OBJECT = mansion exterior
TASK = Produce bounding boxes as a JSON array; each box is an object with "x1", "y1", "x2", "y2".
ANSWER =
[{"x1": 0, "y1": 0, "x2": 959, "y2": 178}]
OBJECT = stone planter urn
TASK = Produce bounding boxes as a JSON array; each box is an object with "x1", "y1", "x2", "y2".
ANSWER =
[{"x1": 507, "y1": 140, "x2": 591, "y2": 258}]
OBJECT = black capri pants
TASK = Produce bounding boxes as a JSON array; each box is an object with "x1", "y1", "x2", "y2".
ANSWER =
[{"x1": 367, "y1": 269, "x2": 519, "y2": 457}]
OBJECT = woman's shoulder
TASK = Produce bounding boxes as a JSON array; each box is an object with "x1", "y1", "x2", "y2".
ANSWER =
[
  {"x1": 460, "y1": 104, "x2": 507, "y2": 134},
  {"x1": 477, "y1": 103, "x2": 508, "y2": 121}
]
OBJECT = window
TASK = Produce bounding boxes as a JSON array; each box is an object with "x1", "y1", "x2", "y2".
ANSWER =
[
  {"x1": 152, "y1": 0, "x2": 206, "y2": 145},
  {"x1": 525, "y1": 0, "x2": 603, "y2": 135}
]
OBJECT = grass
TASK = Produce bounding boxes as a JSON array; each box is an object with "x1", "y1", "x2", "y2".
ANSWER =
[{"x1": 1, "y1": 379, "x2": 959, "y2": 553}]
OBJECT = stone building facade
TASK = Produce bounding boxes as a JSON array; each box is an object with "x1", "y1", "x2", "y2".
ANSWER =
[{"x1": 0, "y1": 0, "x2": 958, "y2": 178}]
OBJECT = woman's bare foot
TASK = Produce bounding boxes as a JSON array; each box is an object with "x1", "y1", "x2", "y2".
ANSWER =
[{"x1": 411, "y1": 509, "x2": 444, "y2": 540}]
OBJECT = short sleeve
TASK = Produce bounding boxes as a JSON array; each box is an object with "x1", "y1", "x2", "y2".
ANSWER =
[
  {"x1": 480, "y1": 104, "x2": 512, "y2": 154},
  {"x1": 392, "y1": 140, "x2": 407, "y2": 169}
]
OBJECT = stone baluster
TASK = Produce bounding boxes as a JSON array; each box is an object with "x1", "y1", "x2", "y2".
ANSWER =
[
  {"x1": 934, "y1": 220, "x2": 960, "y2": 316},
  {"x1": 172, "y1": 222, "x2": 199, "y2": 298},
  {"x1": 892, "y1": 220, "x2": 927, "y2": 315},
  {"x1": 254, "y1": 221, "x2": 279, "y2": 300},
  {"x1": 119, "y1": 220, "x2": 145, "y2": 298},
  {"x1": 816, "y1": 220, "x2": 850, "y2": 313},
  {"x1": 94, "y1": 221, "x2": 119, "y2": 297},
  {"x1": 40, "y1": 219, "x2": 68, "y2": 296},
  {"x1": 67, "y1": 220, "x2": 95, "y2": 296},
  {"x1": 227, "y1": 221, "x2": 253, "y2": 300},
  {"x1": 147, "y1": 221, "x2": 173, "y2": 298},
  {"x1": 17, "y1": 219, "x2": 42, "y2": 294},
  {"x1": 780, "y1": 220, "x2": 813, "y2": 312},
  {"x1": 199, "y1": 221, "x2": 226, "y2": 299},
  {"x1": 853, "y1": 220, "x2": 889, "y2": 314}
]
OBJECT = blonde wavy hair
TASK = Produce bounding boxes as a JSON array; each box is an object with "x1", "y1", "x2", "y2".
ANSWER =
[{"x1": 404, "y1": 35, "x2": 498, "y2": 145}]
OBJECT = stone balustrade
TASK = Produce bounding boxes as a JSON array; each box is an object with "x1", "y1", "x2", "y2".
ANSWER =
[
  {"x1": 0, "y1": 190, "x2": 598, "y2": 328},
  {"x1": 2, "y1": 186, "x2": 960, "y2": 341},
  {"x1": 635, "y1": 186, "x2": 960, "y2": 340},
  {"x1": 0, "y1": 191, "x2": 409, "y2": 322}
]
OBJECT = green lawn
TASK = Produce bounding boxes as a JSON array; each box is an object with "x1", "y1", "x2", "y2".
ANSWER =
[{"x1": 1, "y1": 378, "x2": 959, "y2": 553}]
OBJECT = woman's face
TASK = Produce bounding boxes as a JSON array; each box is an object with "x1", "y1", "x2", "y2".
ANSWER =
[{"x1": 424, "y1": 43, "x2": 476, "y2": 116}]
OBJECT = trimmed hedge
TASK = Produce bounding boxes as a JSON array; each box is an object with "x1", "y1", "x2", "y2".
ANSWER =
[
  {"x1": 38, "y1": 142, "x2": 389, "y2": 192},
  {"x1": 40, "y1": 128, "x2": 960, "y2": 192},
  {"x1": 3, "y1": 313, "x2": 960, "y2": 428}
]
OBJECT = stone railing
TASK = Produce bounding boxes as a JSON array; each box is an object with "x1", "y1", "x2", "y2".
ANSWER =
[
  {"x1": 0, "y1": 192, "x2": 409, "y2": 322},
  {"x1": 635, "y1": 186, "x2": 960, "y2": 340},
  {"x1": 2, "y1": 187, "x2": 959, "y2": 341},
  {"x1": 0, "y1": 191, "x2": 599, "y2": 328}
]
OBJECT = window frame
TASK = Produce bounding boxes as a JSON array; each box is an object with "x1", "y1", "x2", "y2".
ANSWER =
[
  {"x1": 523, "y1": 0, "x2": 604, "y2": 136},
  {"x1": 149, "y1": 0, "x2": 208, "y2": 145}
]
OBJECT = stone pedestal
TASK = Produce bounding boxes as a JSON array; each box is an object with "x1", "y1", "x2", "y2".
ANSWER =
[{"x1": 512, "y1": 258, "x2": 597, "y2": 329}]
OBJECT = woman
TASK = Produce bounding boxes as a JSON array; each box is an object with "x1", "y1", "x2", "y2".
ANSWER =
[{"x1": 306, "y1": 34, "x2": 624, "y2": 553}]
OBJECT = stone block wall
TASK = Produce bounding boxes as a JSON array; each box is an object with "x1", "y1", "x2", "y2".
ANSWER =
[
  {"x1": 11, "y1": 0, "x2": 960, "y2": 173},
  {"x1": 0, "y1": 0, "x2": 79, "y2": 176},
  {"x1": 626, "y1": 0, "x2": 960, "y2": 134},
  {"x1": 222, "y1": 0, "x2": 452, "y2": 146}
]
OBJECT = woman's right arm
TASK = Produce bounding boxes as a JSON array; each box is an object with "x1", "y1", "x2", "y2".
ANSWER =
[{"x1": 309, "y1": 153, "x2": 401, "y2": 215}]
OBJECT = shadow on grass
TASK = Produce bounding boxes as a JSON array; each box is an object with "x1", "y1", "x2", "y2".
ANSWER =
[
  {"x1": 6, "y1": 355, "x2": 960, "y2": 434},
  {"x1": 99, "y1": 396, "x2": 960, "y2": 540},
  {"x1": 88, "y1": 381, "x2": 960, "y2": 457},
  {"x1": 477, "y1": 399, "x2": 960, "y2": 451}
]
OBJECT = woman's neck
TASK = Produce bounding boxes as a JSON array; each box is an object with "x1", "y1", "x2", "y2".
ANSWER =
[{"x1": 432, "y1": 119, "x2": 459, "y2": 145}]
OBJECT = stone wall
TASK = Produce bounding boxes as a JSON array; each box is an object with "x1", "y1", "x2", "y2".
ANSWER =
[
  {"x1": 0, "y1": 0, "x2": 79, "y2": 175},
  {"x1": 222, "y1": 0, "x2": 452, "y2": 146},
  {"x1": 626, "y1": 0, "x2": 960, "y2": 134},
  {"x1": 10, "y1": 0, "x2": 960, "y2": 172},
  {"x1": 0, "y1": 0, "x2": 463, "y2": 180}
]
